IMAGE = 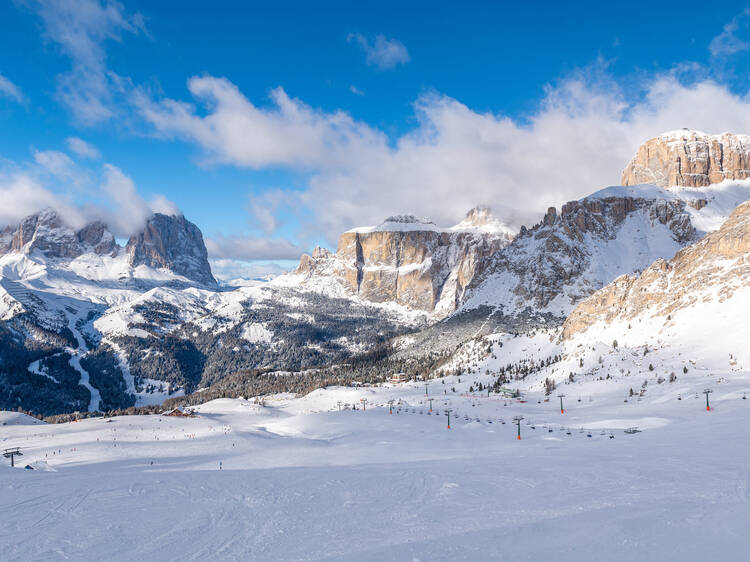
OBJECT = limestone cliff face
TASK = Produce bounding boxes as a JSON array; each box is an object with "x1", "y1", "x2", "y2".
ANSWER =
[
  {"x1": 126, "y1": 214, "x2": 217, "y2": 287},
  {"x1": 562, "y1": 199, "x2": 750, "y2": 339},
  {"x1": 622, "y1": 130, "x2": 750, "y2": 188},
  {"x1": 294, "y1": 209, "x2": 515, "y2": 314}
]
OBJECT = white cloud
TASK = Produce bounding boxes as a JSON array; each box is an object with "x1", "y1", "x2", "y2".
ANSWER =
[
  {"x1": 710, "y1": 9, "x2": 750, "y2": 57},
  {"x1": 347, "y1": 33, "x2": 410, "y2": 70},
  {"x1": 349, "y1": 85, "x2": 365, "y2": 96},
  {"x1": 137, "y1": 67, "x2": 750, "y2": 245},
  {"x1": 0, "y1": 161, "x2": 177, "y2": 240},
  {"x1": 96, "y1": 164, "x2": 178, "y2": 234},
  {"x1": 0, "y1": 73, "x2": 26, "y2": 104},
  {"x1": 32, "y1": 148, "x2": 90, "y2": 187},
  {"x1": 21, "y1": 0, "x2": 144, "y2": 124},
  {"x1": 205, "y1": 235, "x2": 305, "y2": 261},
  {"x1": 135, "y1": 76, "x2": 386, "y2": 170},
  {"x1": 65, "y1": 136, "x2": 101, "y2": 159},
  {"x1": 209, "y1": 259, "x2": 293, "y2": 283},
  {"x1": 0, "y1": 174, "x2": 78, "y2": 227}
]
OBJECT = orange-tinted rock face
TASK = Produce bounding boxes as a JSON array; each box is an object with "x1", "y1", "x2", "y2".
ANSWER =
[
  {"x1": 293, "y1": 212, "x2": 514, "y2": 313},
  {"x1": 622, "y1": 130, "x2": 750, "y2": 188}
]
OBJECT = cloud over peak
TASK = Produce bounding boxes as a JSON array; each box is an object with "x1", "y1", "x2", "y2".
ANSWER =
[{"x1": 135, "y1": 66, "x2": 750, "y2": 245}]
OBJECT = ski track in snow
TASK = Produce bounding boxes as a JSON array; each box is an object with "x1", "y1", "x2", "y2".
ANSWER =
[{"x1": 65, "y1": 306, "x2": 101, "y2": 412}]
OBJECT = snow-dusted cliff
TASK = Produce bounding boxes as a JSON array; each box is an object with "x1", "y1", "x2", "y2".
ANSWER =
[
  {"x1": 283, "y1": 207, "x2": 515, "y2": 315},
  {"x1": 622, "y1": 129, "x2": 750, "y2": 188}
]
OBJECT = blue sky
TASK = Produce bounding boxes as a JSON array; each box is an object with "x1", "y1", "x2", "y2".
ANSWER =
[{"x1": 2, "y1": 1, "x2": 750, "y2": 279}]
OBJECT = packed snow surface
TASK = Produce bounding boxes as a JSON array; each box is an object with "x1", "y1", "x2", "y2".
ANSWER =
[{"x1": 2, "y1": 363, "x2": 749, "y2": 561}]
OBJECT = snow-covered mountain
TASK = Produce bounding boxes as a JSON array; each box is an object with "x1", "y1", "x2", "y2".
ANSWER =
[
  {"x1": 562, "y1": 196, "x2": 750, "y2": 365},
  {"x1": 0, "y1": 208, "x2": 422, "y2": 415},
  {"x1": 283, "y1": 207, "x2": 515, "y2": 316},
  {"x1": 0, "y1": 209, "x2": 224, "y2": 414},
  {"x1": 459, "y1": 181, "x2": 750, "y2": 322},
  {"x1": 5, "y1": 130, "x2": 750, "y2": 418}
]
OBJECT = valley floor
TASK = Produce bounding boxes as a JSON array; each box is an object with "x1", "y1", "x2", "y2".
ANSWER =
[{"x1": 2, "y1": 371, "x2": 750, "y2": 561}]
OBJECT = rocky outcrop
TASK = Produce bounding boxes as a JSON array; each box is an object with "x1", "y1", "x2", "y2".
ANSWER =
[
  {"x1": 1, "y1": 209, "x2": 216, "y2": 287},
  {"x1": 461, "y1": 192, "x2": 698, "y2": 318},
  {"x1": 0, "y1": 209, "x2": 117, "y2": 259},
  {"x1": 293, "y1": 208, "x2": 515, "y2": 314},
  {"x1": 0, "y1": 226, "x2": 12, "y2": 255},
  {"x1": 76, "y1": 221, "x2": 118, "y2": 256},
  {"x1": 126, "y1": 214, "x2": 217, "y2": 287},
  {"x1": 622, "y1": 130, "x2": 750, "y2": 188},
  {"x1": 562, "y1": 198, "x2": 750, "y2": 339}
]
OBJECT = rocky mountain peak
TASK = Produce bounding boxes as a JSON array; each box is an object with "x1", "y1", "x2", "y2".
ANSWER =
[
  {"x1": 622, "y1": 129, "x2": 750, "y2": 188},
  {"x1": 452, "y1": 206, "x2": 516, "y2": 239},
  {"x1": 76, "y1": 221, "x2": 118, "y2": 256},
  {"x1": 0, "y1": 209, "x2": 117, "y2": 259},
  {"x1": 458, "y1": 206, "x2": 494, "y2": 227},
  {"x1": 310, "y1": 246, "x2": 332, "y2": 259},
  {"x1": 126, "y1": 213, "x2": 217, "y2": 287}
]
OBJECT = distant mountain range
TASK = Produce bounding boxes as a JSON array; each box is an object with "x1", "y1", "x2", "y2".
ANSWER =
[{"x1": 3, "y1": 128, "x2": 750, "y2": 416}]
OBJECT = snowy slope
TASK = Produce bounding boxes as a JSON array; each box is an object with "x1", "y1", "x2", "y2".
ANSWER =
[{"x1": 2, "y1": 361, "x2": 750, "y2": 561}]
